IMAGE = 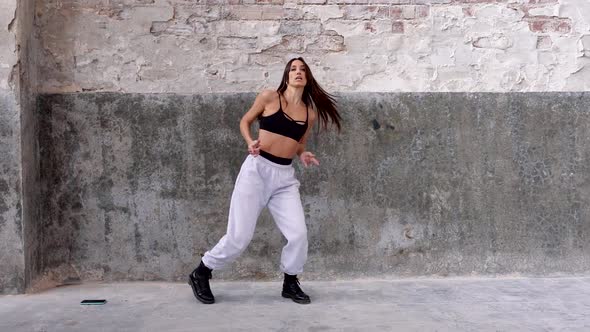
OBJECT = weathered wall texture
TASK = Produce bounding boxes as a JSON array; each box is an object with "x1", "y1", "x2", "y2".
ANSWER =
[
  {"x1": 0, "y1": 93, "x2": 24, "y2": 294},
  {"x1": 18, "y1": 0, "x2": 41, "y2": 292},
  {"x1": 0, "y1": 0, "x2": 39, "y2": 294},
  {"x1": 35, "y1": 0, "x2": 590, "y2": 94},
  {"x1": 0, "y1": 0, "x2": 24, "y2": 294},
  {"x1": 37, "y1": 92, "x2": 590, "y2": 284}
]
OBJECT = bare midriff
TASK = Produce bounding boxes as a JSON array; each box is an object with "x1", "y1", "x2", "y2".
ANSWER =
[{"x1": 258, "y1": 129, "x2": 300, "y2": 159}]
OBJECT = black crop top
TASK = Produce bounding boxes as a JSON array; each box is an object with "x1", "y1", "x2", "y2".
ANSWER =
[{"x1": 259, "y1": 92, "x2": 308, "y2": 142}]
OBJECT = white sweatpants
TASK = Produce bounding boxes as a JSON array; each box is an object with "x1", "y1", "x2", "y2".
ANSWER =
[{"x1": 202, "y1": 154, "x2": 308, "y2": 275}]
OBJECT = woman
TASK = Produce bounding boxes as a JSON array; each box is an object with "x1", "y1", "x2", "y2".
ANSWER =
[{"x1": 188, "y1": 57, "x2": 341, "y2": 305}]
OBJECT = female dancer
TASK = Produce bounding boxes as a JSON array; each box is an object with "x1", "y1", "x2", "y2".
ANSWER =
[{"x1": 189, "y1": 57, "x2": 341, "y2": 305}]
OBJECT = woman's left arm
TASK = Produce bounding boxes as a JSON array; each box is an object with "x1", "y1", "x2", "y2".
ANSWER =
[{"x1": 297, "y1": 110, "x2": 319, "y2": 167}]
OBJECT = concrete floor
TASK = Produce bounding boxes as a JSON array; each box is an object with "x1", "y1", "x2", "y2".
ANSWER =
[{"x1": 1, "y1": 277, "x2": 590, "y2": 332}]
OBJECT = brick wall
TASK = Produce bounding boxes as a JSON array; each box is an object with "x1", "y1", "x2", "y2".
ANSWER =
[{"x1": 35, "y1": 0, "x2": 590, "y2": 93}]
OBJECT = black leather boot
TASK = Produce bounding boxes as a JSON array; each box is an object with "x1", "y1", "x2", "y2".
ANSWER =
[
  {"x1": 188, "y1": 261, "x2": 215, "y2": 304},
  {"x1": 282, "y1": 274, "x2": 311, "y2": 304}
]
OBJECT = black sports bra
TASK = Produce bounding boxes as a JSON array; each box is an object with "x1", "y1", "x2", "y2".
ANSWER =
[{"x1": 259, "y1": 92, "x2": 308, "y2": 142}]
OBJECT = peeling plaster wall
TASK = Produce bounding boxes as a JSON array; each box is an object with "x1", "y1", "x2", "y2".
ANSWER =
[{"x1": 35, "y1": 0, "x2": 590, "y2": 93}]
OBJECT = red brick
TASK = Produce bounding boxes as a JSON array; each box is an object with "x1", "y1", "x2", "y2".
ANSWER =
[
  {"x1": 392, "y1": 21, "x2": 404, "y2": 34},
  {"x1": 415, "y1": 5, "x2": 429, "y2": 18},
  {"x1": 555, "y1": 20, "x2": 572, "y2": 33},
  {"x1": 386, "y1": 5, "x2": 430, "y2": 20},
  {"x1": 531, "y1": 19, "x2": 546, "y2": 31},
  {"x1": 527, "y1": 17, "x2": 572, "y2": 34},
  {"x1": 462, "y1": 6, "x2": 475, "y2": 17},
  {"x1": 390, "y1": 6, "x2": 403, "y2": 19}
]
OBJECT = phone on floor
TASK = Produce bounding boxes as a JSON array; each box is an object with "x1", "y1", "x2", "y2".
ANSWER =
[{"x1": 80, "y1": 299, "x2": 107, "y2": 305}]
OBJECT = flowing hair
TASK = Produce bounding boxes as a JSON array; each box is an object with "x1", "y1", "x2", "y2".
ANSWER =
[{"x1": 276, "y1": 57, "x2": 341, "y2": 132}]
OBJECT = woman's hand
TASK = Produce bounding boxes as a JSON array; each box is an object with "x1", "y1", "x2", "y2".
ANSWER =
[
  {"x1": 299, "y1": 151, "x2": 320, "y2": 167},
  {"x1": 248, "y1": 139, "x2": 261, "y2": 156}
]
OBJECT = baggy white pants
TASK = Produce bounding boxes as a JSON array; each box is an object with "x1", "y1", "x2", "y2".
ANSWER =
[{"x1": 202, "y1": 154, "x2": 308, "y2": 275}]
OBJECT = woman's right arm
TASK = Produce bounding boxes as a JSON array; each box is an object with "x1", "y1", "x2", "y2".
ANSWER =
[{"x1": 240, "y1": 90, "x2": 273, "y2": 153}]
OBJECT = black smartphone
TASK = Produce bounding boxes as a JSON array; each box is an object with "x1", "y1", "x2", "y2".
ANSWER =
[{"x1": 80, "y1": 299, "x2": 107, "y2": 305}]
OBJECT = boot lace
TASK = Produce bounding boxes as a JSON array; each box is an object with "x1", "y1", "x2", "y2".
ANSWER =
[{"x1": 289, "y1": 277, "x2": 304, "y2": 294}]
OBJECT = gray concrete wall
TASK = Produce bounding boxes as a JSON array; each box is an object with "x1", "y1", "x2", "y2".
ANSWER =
[
  {"x1": 18, "y1": 0, "x2": 41, "y2": 292},
  {"x1": 0, "y1": 92, "x2": 24, "y2": 294},
  {"x1": 36, "y1": 92, "x2": 590, "y2": 285},
  {"x1": 0, "y1": 0, "x2": 39, "y2": 294},
  {"x1": 0, "y1": 0, "x2": 25, "y2": 294}
]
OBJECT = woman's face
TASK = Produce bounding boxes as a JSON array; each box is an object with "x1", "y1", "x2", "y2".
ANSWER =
[{"x1": 287, "y1": 60, "x2": 307, "y2": 87}]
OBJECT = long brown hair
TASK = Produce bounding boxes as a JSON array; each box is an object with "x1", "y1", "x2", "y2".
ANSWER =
[{"x1": 277, "y1": 57, "x2": 341, "y2": 132}]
